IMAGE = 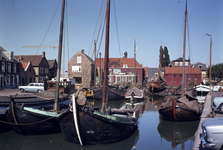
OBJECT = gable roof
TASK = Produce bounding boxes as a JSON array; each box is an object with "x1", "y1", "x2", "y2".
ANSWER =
[
  {"x1": 165, "y1": 67, "x2": 201, "y2": 74},
  {"x1": 21, "y1": 61, "x2": 31, "y2": 71},
  {"x1": 69, "y1": 50, "x2": 93, "y2": 64},
  {"x1": 172, "y1": 57, "x2": 190, "y2": 62},
  {"x1": 95, "y1": 58, "x2": 142, "y2": 68},
  {"x1": 14, "y1": 55, "x2": 44, "y2": 66},
  {"x1": 48, "y1": 59, "x2": 57, "y2": 69},
  {"x1": 192, "y1": 62, "x2": 207, "y2": 71}
]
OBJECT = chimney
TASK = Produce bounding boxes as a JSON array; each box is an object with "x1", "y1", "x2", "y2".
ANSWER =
[
  {"x1": 81, "y1": 49, "x2": 84, "y2": 54},
  {"x1": 42, "y1": 52, "x2": 45, "y2": 57},
  {"x1": 19, "y1": 55, "x2": 22, "y2": 62}
]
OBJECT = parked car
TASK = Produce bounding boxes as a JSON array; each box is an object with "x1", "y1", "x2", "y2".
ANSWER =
[
  {"x1": 19, "y1": 83, "x2": 44, "y2": 93},
  {"x1": 200, "y1": 118, "x2": 223, "y2": 150},
  {"x1": 212, "y1": 97, "x2": 223, "y2": 112}
]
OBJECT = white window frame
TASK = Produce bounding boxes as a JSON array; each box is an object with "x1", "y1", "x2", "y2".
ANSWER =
[
  {"x1": 180, "y1": 62, "x2": 183, "y2": 66},
  {"x1": 2, "y1": 62, "x2": 5, "y2": 72},
  {"x1": 185, "y1": 62, "x2": 188, "y2": 66},
  {"x1": 77, "y1": 56, "x2": 82, "y2": 63},
  {"x1": 175, "y1": 62, "x2": 178, "y2": 66},
  {"x1": 72, "y1": 66, "x2": 81, "y2": 72}
]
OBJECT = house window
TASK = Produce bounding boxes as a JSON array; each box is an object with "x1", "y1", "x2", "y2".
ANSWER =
[
  {"x1": 77, "y1": 56, "x2": 81, "y2": 63},
  {"x1": 173, "y1": 81, "x2": 176, "y2": 83},
  {"x1": 116, "y1": 77, "x2": 121, "y2": 82},
  {"x1": 155, "y1": 73, "x2": 158, "y2": 77},
  {"x1": 109, "y1": 69, "x2": 112, "y2": 75},
  {"x1": 180, "y1": 62, "x2": 183, "y2": 66},
  {"x1": 114, "y1": 69, "x2": 120, "y2": 74},
  {"x1": 7, "y1": 74, "x2": 10, "y2": 85},
  {"x1": 2, "y1": 62, "x2": 5, "y2": 72},
  {"x1": 13, "y1": 64, "x2": 16, "y2": 73},
  {"x1": 40, "y1": 67, "x2": 44, "y2": 73},
  {"x1": 188, "y1": 78, "x2": 191, "y2": 80},
  {"x1": 180, "y1": 75, "x2": 182, "y2": 77},
  {"x1": 122, "y1": 76, "x2": 127, "y2": 82},
  {"x1": 123, "y1": 64, "x2": 128, "y2": 68},
  {"x1": 185, "y1": 62, "x2": 188, "y2": 66},
  {"x1": 194, "y1": 78, "x2": 197, "y2": 81},
  {"x1": 45, "y1": 68, "x2": 48, "y2": 74},
  {"x1": 175, "y1": 62, "x2": 178, "y2": 66},
  {"x1": 12, "y1": 75, "x2": 15, "y2": 84},
  {"x1": 173, "y1": 74, "x2": 176, "y2": 77},
  {"x1": 128, "y1": 77, "x2": 133, "y2": 82},
  {"x1": 72, "y1": 66, "x2": 81, "y2": 72},
  {"x1": 8, "y1": 63, "x2": 11, "y2": 72}
]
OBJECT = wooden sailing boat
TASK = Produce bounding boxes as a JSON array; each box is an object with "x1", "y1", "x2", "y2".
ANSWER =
[
  {"x1": 58, "y1": 0, "x2": 138, "y2": 145},
  {"x1": 149, "y1": 46, "x2": 166, "y2": 93},
  {"x1": 5, "y1": 0, "x2": 68, "y2": 135},
  {"x1": 158, "y1": 0, "x2": 203, "y2": 122}
]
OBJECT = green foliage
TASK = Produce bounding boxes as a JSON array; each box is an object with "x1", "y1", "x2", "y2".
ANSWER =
[
  {"x1": 189, "y1": 81, "x2": 196, "y2": 88},
  {"x1": 207, "y1": 63, "x2": 223, "y2": 80},
  {"x1": 161, "y1": 46, "x2": 170, "y2": 67},
  {"x1": 123, "y1": 51, "x2": 128, "y2": 58}
]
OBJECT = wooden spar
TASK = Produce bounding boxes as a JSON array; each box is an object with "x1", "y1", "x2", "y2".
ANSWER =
[
  {"x1": 94, "y1": 40, "x2": 96, "y2": 86},
  {"x1": 72, "y1": 94, "x2": 83, "y2": 146},
  {"x1": 54, "y1": 0, "x2": 65, "y2": 111},
  {"x1": 99, "y1": 52, "x2": 102, "y2": 85},
  {"x1": 158, "y1": 46, "x2": 162, "y2": 80},
  {"x1": 181, "y1": 0, "x2": 187, "y2": 94},
  {"x1": 134, "y1": 39, "x2": 136, "y2": 86},
  {"x1": 101, "y1": 0, "x2": 110, "y2": 113}
]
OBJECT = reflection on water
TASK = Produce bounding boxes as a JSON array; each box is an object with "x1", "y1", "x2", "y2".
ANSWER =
[
  {"x1": 157, "y1": 120, "x2": 199, "y2": 149},
  {"x1": 0, "y1": 95, "x2": 202, "y2": 150}
]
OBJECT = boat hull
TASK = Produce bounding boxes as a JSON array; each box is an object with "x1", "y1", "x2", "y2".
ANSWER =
[
  {"x1": 93, "y1": 87, "x2": 125, "y2": 101},
  {"x1": 5, "y1": 104, "x2": 61, "y2": 135},
  {"x1": 158, "y1": 101, "x2": 202, "y2": 122},
  {"x1": 59, "y1": 107, "x2": 138, "y2": 145}
]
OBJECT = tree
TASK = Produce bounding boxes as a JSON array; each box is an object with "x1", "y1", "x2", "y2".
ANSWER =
[
  {"x1": 207, "y1": 63, "x2": 223, "y2": 81},
  {"x1": 123, "y1": 51, "x2": 128, "y2": 58},
  {"x1": 161, "y1": 46, "x2": 170, "y2": 67}
]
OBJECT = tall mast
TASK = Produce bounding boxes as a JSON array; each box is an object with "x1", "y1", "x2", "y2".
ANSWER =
[
  {"x1": 181, "y1": 0, "x2": 187, "y2": 93},
  {"x1": 94, "y1": 40, "x2": 96, "y2": 86},
  {"x1": 54, "y1": 0, "x2": 65, "y2": 111},
  {"x1": 158, "y1": 46, "x2": 162, "y2": 80},
  {"x1": 101, "y1": 0, "x2": 110, "y2": 113},
  {"x1": 206, "y1": 34, "x2": 212, "y2": 90},
  {"x1": 134, "y1": 39, "x2": 136, "y2": 86}
]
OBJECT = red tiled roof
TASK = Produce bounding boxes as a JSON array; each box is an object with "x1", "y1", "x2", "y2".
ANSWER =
[
  {"x1": 95, "y1": 58, "x2": 142, "y2": 68},
  {"x1": 14, "y1": 55, "x2": 43, "y2": 66},
  {"x1": 165, "y1": 67, "x2": 201, "y2": 74},
  {"x1": 21, "y1": 61, "x2": 30, "y2": 71}
]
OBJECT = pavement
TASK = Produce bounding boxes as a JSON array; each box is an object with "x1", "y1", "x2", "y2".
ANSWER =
[
  {"x1": 192, "y1": 91, "x2": 223, "y2": 150},
  {"x1": 0, "y1": 88, "x2": 22, "y2": 96}
]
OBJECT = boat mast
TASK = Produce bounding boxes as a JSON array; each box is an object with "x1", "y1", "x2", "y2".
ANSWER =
[
  {"x1": 158, "y1": 45, "x2": 162, "y2": 80},
  {"x1": 54, "y1": 0, "x2": 65, "y2": 111},
  {"x1": 134, "y1": 39, "x2": 136, "y2": 86},
  {"x1": 206, "y1": 34, "x2": 212, "y2": 91},
  {"x1": 181, "y1": 0, "x2": 187, "y2": 94},
  {"x1": 101, "y1": 0, "x2": 110, "y2": 113}
]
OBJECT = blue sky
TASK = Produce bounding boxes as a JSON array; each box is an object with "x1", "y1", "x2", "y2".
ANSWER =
[{"x1": 1, "y1": 0, "x2": 222, "y2": 72}]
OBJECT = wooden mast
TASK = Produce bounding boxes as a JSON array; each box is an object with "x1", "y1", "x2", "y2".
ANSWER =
[
  {"x1": 181, "y1": 0, "x2": 187, "y2": 94},
  {"x1": 134, "y1": 39, "x2": 136, "y2": 86},
  {"x1": 101, "y1": 0, "x2": 110, "y2": 113},
  {"x1": 206, "y1": 34, "x2": 212, "y2": 91},
  {"x1": 158, "y1": 45, "x2": 162, "y2": 80},
  {"x1": 54, "y1": 0, "x2": 65, "y2": 111}
]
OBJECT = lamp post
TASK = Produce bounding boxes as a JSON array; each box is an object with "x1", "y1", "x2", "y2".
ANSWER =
[{"x1": 206, "y1": 33, "x2": 212, "y2": 93}]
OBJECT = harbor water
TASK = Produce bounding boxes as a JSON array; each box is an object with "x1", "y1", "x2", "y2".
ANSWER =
[{"x1": 0, "y1": 95, "x2": 204, "y2": 150}]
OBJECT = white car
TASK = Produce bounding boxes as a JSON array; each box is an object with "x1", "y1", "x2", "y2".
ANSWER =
[{"x1": 19, "y1": 83, "x2": 44, "y2": 93}]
